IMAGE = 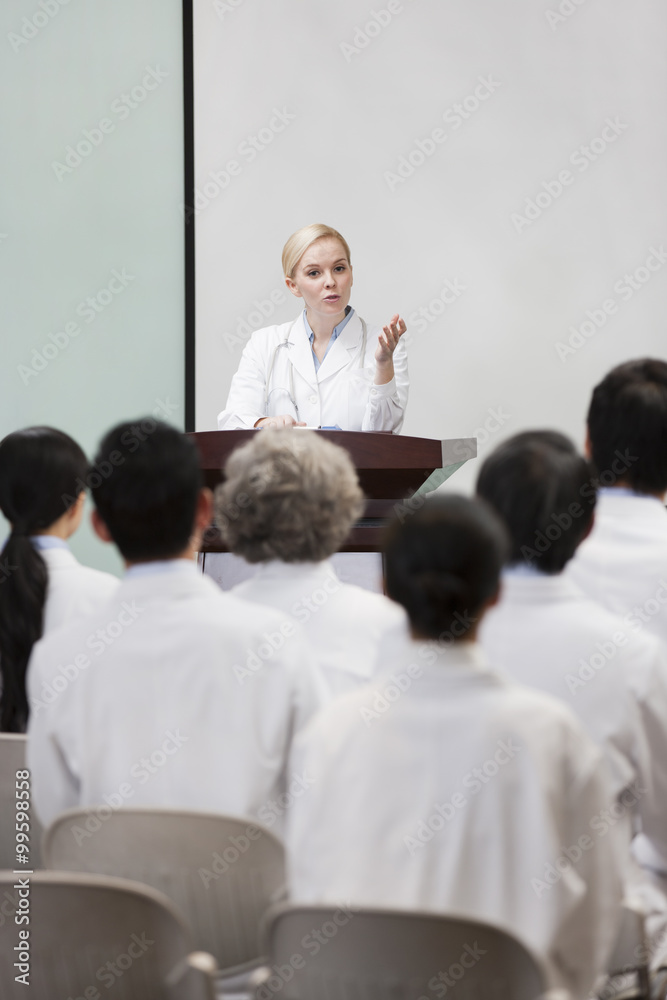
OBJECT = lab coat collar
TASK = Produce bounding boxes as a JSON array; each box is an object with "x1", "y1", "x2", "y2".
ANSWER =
[
  {"x1": 379, "y1": 638, "x2": 503, "y2": 692},
  {"x1": 596, "y1": 488, "x2": 667, "y2": 523},
  {"x1": 38, "y1": 547, "x2": 81, "y2": 570},
  {"x1": 283, "y1": 314, "x2": 319, "y2": 391},
  {"x1": 500, "y1": 568, "x2": 586, "y2": 605},
  {"x1": 316, "y1": 311, "x2": 366, "y2": 382},
  {"x1": 244, "y1": 558, "x2": 339, "y2": 587},
  {"x1": 109, "y1": 559, "x2": 218, "y2": 605}
]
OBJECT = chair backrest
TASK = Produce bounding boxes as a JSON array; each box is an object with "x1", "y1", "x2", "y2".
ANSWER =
[
  {"x1": 44, "y1": 807, "x2": 287, "y2": 974},
  {"x1": 260, "y1": 905, "x2": 550, "y2": 1000},
  {"x1": 605, "y1": 903, "x2": 650, "y2": 1000},
  {"x1": 0, "y1": 733, "x2": 43, "y2": 869},
  {"x1": 0, "y1": 870, "x2": 216, "y2": 1000}
]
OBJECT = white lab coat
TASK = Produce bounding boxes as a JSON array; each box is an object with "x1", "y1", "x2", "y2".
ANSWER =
[
  {"x1": 231, "y1": 560, "x2": 410, "y2": 700},
  {"x1": 479, "y1": 571, "x2": 667, "y2": 876},
  {"x1": 40, "y1": 546, "x2": 119, "y2": 634},
  {"x1": 27, "y1": 561, "x2": 325, "y2": 830},
  {"x1": 286, "y1": 641, "x2": 624, "y2": 999},
  {"x1": 567, "y1": 491, "x2": 667, "y2": 646},
  {"x1": 217, "y1": 311, "x2": 409, "y2": 432}
]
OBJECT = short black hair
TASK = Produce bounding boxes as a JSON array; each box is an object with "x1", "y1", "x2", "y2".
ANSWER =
[
  {"x1": 587, "y1": 358, "x2": 667, "y2": 494},
  {"x1": 90, "y1": 419, "x2": 203, "y2": 562},
  {"x1": 383, "y1": 495, "x2": 507, "y2": 641},
  {"x1": 476, "y1": 430, "x2": 595, "y2": 573}
]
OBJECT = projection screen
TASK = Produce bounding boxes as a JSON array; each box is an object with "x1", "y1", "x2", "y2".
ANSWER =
[{"x1": 192, "y1": 0, "x2": 667, "y2": 492}]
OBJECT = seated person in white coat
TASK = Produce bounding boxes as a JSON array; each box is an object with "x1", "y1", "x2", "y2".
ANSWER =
[
  {"x1": 217, "y1": 223, "x2": 409, "y2": 431},
  {"x1": 216, "y1": 428, "x2": 409, "y2": 700},
  {"x1": 0, "y1": 427, "x2": 118, "y2": 733},
  {"x1": 567, "y1": 359, "x2": 667, "y2": 648},
  {"x1": 477, "y1": 431, "x2": 667, "y2": 929},
  {"x1": 286, "y1": 495, "x2": 623, "y2": 1000},
  {"x1": 27, "y1": 420, "x2": 323, "y2": 829}
]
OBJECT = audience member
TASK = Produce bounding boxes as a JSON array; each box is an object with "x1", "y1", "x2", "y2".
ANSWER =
[
  {"x1": 568, "y1": 359, "x2": 667, "y2": 649},
  {"x1": 477, "y1": 430, "x2": 667, "y2": 932},
  {"x1": 0, "y1": 427, "x2": 117, "y2": 732},
  {"x1": 286, "y1": 495, "x2": 623, "y2": 999},
  {"x1": 216, "y1": 429, "x2": 409, "y2": 700},
  {"x1": 27, "y1": 419, "x2": 323, "y2": 828}
]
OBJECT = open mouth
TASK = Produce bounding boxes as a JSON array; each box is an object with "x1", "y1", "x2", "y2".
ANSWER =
[{"x1": 324, "y1": 295, "x2": 340, "y2": 302}]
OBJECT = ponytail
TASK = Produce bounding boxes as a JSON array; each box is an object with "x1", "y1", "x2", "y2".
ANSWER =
[
  {"x1": 0, "y1": 533, "x2": 47, "y2": 731},
  {"x1": 0, "y1": 427, "x2": 88, "y2": 732}
]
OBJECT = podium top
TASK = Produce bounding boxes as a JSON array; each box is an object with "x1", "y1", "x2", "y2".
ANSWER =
[{"x1": 189, "y1": 430, "x2": 476, "y2": 501}]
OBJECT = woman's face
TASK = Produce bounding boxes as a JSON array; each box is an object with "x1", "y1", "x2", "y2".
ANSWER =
[{"x1": 285, "y1": 237, "x2": 353, "y2": 325}]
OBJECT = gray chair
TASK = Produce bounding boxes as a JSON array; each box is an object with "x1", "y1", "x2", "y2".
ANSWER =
[
  {"x1": 599, "y1": 903, "x2": 650, "y2": 1000},
  {"x1": 256, "y1": 904, "x2": 552, "y2": 1000},
  {"x1": 0, "y1": 733, "x2": 43, "y2": 869},
  {"x1": 44, "y1": 807, "x2": 287, "y2": 978},
  {"x1": 0, "y1": 869, "x2": 217, "y2": 999}
]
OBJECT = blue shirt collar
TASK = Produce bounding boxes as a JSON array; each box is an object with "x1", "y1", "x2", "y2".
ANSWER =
[
  {"x1": 503, "y1": 563, "x2": 545, "y2": 578},
  {"x1": 31, "y1": 535, "x2": 69, "y2": 551},
  {"x1": 303, "y1": 306, "x2": 354, "y2": 372},
  {"x1": 598, "y1": 486, "x2": 651, "y2": 499},
  {"x1": 124, "y1": 559, "x2": 197, "y2": 579}
]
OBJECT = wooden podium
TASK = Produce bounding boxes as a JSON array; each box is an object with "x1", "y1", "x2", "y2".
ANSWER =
[{"x1": 189, "y1": 431, "x2": 477, "y2": 554}]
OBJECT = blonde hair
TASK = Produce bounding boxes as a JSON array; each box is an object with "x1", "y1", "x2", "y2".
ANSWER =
[{"x1": 282, "y1": 224, "x2": 352, "y2": 279}]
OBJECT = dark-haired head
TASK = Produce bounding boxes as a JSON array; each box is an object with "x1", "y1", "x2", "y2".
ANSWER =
[
  {"x1": 383, "y1": 495, "x2": 508, "y2": 642},
  {"x1": 90, "y1": 419, "x2": 205, "y2": 563},
  {"x1": 587, "y1": 359, "x2": 667, "y2": 496},
  {"x1": 0, "y1": 426, "x2": 89, "y2": 732},
  {"x1": 476, "y1": 430, "x2": 595, "y2": 574}
]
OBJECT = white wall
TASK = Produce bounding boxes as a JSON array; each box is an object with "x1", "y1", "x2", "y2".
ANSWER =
[
  {"x1": 194, "y1": 0, "x2": 667, "y2": 492},
  {"x1": 0, "y1": 0, "x2": 185, "y2": 573}
]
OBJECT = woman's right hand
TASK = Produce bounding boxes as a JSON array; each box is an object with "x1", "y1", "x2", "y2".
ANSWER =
[{"x1": 254, "y1": 415, "x2": 307, "y2": 429}]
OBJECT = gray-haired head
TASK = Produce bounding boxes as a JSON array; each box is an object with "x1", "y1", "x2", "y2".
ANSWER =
[{"x1": 216, "y1": 429, "x2": 364, "y2": 563}]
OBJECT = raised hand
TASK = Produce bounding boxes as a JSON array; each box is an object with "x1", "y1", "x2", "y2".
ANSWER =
[{"x1": 375, "y1": 314, "x2": 407, "y2": 365}]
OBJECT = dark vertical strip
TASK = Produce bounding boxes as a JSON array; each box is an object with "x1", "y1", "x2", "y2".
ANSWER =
[{"x1": 183, "y1": 0, "x2": 196, "y2": 431}]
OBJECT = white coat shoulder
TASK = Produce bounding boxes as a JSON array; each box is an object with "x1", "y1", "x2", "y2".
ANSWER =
[{"x1": 41, "y1": 547, "x2": 119, "y2": 634}]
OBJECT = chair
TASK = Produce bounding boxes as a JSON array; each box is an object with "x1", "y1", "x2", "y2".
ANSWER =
[
  {"x1": 0, "y1": 869, "x2": 217, "y2": 999},
  {"x1": 256, "y1": 904, "x2": 551, "y2": 1000},
  {"x1": 0, "y1": 733, "x2": 43, "y2": 869},
  {"x1": 44, "y1": 807, "x2": 287, "y2": 977},
  {"x1": 598, "y1": 903, "x2": 650, "y2": 1000}
]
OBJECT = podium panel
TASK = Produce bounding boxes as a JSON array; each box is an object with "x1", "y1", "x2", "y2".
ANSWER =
[{"x1": 190, "y1": 430, "x2": 477, "y2": 556}]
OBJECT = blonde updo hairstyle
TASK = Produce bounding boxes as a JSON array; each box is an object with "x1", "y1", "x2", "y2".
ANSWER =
[
  {"x1": 282, "y1": 224, "x2": 352, "y2": 280},
  {"x1": 216, "y1": 429, "x2": 364, "y2": 563}
]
